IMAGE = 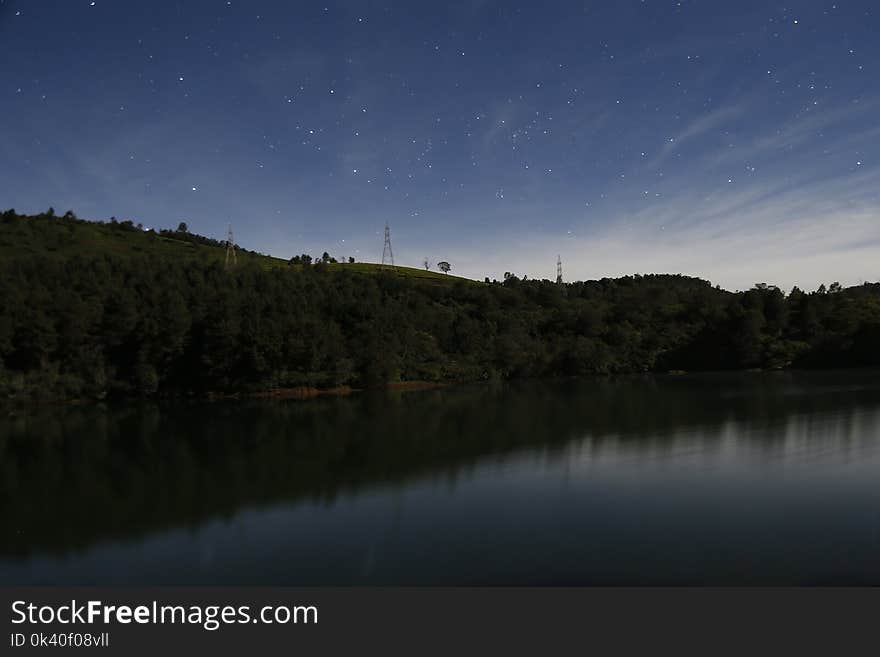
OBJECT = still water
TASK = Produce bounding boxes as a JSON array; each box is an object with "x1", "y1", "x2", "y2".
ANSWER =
[{"x1": 2, "y1": 371, "x2": 880, "y2": 585}]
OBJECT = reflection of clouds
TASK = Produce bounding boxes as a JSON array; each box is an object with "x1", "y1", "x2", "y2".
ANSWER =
[{"x1": 550, "y1": 407, "x2": 880, "y2": 478}]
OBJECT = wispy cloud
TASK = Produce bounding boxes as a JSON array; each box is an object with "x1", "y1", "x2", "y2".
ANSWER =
[
  {"x1": 443, "y1": 197, "x2": 880, "y2": 292},
  {"x1": 646, "y1": 103, "x2": 749, "y2": 170}
]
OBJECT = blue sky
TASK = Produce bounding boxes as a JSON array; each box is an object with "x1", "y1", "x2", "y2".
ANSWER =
[{"x1": 1, "y1": 1, "x2": 878, "y2": 290}]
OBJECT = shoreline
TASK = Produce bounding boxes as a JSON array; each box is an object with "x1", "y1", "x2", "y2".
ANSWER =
[
  {"x1": 3, "y1": 380, "x2": 449, "y2": 408},
  {"x1": 6, "y1": 367, "x2": 880, "y2": 408},
  {"x1": 210, "y1": 380, "x2": 447, "y2": 401}
]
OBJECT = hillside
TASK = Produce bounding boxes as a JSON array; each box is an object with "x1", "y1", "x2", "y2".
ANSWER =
[
  {"x1": 0, "y1": 208, "x2": 464, "y2": 283},
  {"x1": 2, "y1": 208, "x2": 880, "y2": 401}
]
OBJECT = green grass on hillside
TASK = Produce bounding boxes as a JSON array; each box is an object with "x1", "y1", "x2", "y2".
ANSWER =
[
  {"x1": 0, "y1": 214, "x2": 285, "y2": 269},
  {"x1": 306, "y1": 261, "x2": 465, "y2": 281},
  {"x1": 0, "y1": 211, "x2": 473, "y2": 282}
]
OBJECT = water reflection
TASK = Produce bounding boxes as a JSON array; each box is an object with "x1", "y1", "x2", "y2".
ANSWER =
[{"x1": 2, "y1": 370, "x2": 880, "y2": 584}]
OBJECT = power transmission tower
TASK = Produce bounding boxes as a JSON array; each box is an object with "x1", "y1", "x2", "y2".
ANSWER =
[
  {"x1": 225, "y1": 223, "x2": 237, "y2": 268},
  {"x1": 556, "y1": 254, "x2": 563, "y2": 284},
  {"x1": 382, "y1": 222, "x2": 394, "y2": 267}
]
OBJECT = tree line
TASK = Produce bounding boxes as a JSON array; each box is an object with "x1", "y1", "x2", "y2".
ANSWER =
[{"x1": 2, "y1": 209, "x2": 879, "y2": 400}]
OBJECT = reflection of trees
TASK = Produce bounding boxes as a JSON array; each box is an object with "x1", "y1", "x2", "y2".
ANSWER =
[{"x1": 1, "y1": 370, "x2": 879, "y2": 557}]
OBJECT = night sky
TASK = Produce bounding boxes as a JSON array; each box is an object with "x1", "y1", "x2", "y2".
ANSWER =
[{"x1": 2, "y1": 1, "x2": 877, "y2": 290}]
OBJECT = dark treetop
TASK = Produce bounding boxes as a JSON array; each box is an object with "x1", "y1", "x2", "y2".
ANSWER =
[{"x1": 2, "y1": 210, "x2": 879, "y2": 401}]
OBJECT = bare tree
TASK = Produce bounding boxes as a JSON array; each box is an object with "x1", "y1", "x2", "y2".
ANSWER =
[{"x1": 437, "y1": 261, "x2": 451, "y2": 274}]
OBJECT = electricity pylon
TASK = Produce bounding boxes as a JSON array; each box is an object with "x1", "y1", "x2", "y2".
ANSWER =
[
  {"x1": 382, "y1": 222, "x2": 394, "y2": 267},
  {"x1": 225, "y1": 223, "x2": 237, "y2": 268}
]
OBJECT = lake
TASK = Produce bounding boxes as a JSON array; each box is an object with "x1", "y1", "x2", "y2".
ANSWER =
[{"x1": 2, "y1": 370, "x2": 880, "y2": 585}]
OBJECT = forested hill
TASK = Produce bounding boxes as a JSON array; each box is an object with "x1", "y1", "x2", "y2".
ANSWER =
[
  {"x1": 0, "y1": 207, "x2": 454, "y2": 281},
  {"x1": 2, "y1": 208, "x2": 880, "y2": 401}
]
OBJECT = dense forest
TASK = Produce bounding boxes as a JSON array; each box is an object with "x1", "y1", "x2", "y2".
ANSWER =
[{"x1": 2, "y1": 209, "x2": 880, "y2": 401}]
